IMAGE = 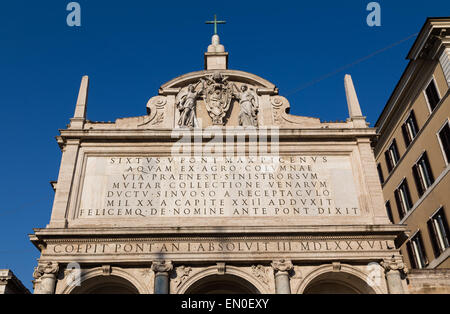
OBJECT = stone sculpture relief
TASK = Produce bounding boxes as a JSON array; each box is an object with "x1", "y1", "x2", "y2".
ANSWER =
[
  {"x1": 174, "y1": 73, "x2": 262, "y2": 127},
  {"x1": 270, "y1": 95, "x2": 321, "y2": 127},
  {"x1": 176, "y1": 81, "x2": 204, "y2": 128},
  {"x1": 251, "y1": 265, "x2": 270, "y2": 286},
  {"x1": 139, "y1": 96, "x2": 167, "y2": 127},
  {"x1": 233, "y1": 84, "x2": 259, "y2": 127},
  {"x1": 203, "y1": 72, "x2": 233, "y2": 125},
  {"x1": 173, "y1": 266, "x2": 193, "y2": 288}
]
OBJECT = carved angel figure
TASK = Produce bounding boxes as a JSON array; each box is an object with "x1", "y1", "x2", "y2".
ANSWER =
[
  {"x1": 176, "y1": 81, "x2": 204, "y2": 128},
  {"x1": 233, "y1": 84, "x2": 259, "y2": 127}
]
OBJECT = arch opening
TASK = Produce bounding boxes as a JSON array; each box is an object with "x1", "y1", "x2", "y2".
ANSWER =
[
  {"x1": 303, "y1": 272, "x2": 376, "y2": 295},
  {"x1": 70, "y1": 275, "x2": 140, "y2": 294},
  {"x1": 185, "y1": 274, "x2": 260, "y2": 294}
]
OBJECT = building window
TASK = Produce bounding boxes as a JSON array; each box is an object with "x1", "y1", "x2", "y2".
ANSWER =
[
  {"x1": 424, "y1": 78, "x2": 441, "y2": 112},
  {"x1": 412, "y1": 152, "x2": 434, "y2": 197},
  {"x1": 385, "y1": 140, "x2": 400, "y2": 172},
  {"x1": 402, "y1": 111, "x2": 419, "y2": 147},
  {"x1": 385, "y1": 201, "x2": 394, "y2": 224},
  {"x1": 377, "y1": 164, "x2": 385, "y2": 184},
  {"x1": 438, "y1": 121, "x2": 450, "y2": 164},
  {"x1": 407, "y1": 231, "x2": 428, "y2": 269},
  {"x1": 428, "y1": 208, "x2": 450, "y2": 258},
  {"x1": 395, "y1": 179, "x2": 412, "y2": 219}
]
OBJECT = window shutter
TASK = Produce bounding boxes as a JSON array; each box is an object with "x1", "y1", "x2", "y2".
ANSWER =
[
  {"x1": 402, "y1": 124, "x2": 410, "y2": 147},
  {"x1": 393, "y1": 140, "x2": 400, "y2": 162},
  {"x1": 418, "y1": 233, "x2": 428, "y2": 266},
  {"x1": 394, "y1": 190, "x2": 404, "y2": 219},
  {"x1": 406, "y1": 242, "x2": 417, "y2": 269},
  {"x1": 412, "y1": 164, "x2": 424, "y2": 197},
  {"x1": 404, "y1": 180, "x2": 413, "y2": 210},
  {"x1": 440, "y1": 124, "x2": 450, "y2": 162},
  {"x1": 440, "y1": 209, "x2": 450, "y2": 248},
  {"x1": 411, "y1": 111, "x2": 419, "y2": 132},
  {"x1": 427, "y1": 219, "x2": 440, "y2": 258},
  {"x1": 424, "y1": 152, "x2": 434, "y2": 183},
  {"x1": 385, "y1": 151, "x2": 393, "y2": 172}
]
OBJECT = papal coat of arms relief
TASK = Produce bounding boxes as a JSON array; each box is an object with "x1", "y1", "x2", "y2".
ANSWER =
[
  {"x1": 203, "y1": 72, "x2": 233, "y2": 125},
  {"x1": 176, "y1": 71, "x2": 259, "y2": 127}
]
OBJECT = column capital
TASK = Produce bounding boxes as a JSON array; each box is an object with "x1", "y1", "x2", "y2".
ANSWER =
[
  {"x1": 33, "y1": 262, "x2": 59, "y2": 280},
  {"x1": 151, "y1": 260, "x2": 173, "y2": 273},
  {"x1": 32, "y1": 262, "x2": 59, "y2": 294},
  {"x1": 381, "y1": 257, "x2": 408, "y2": 274},
  {"x1": 271, "y1": 259, "x2": 293, "y2": 273}
]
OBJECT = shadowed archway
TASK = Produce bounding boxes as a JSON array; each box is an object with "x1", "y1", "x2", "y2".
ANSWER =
[
  {"x1": 70, "y1": 275, "x2": 140, "y2": 294},
  {"x1": 303, "y1": 272, "x2": 376, "y2": 294},
  {"x1": 185, "y1": 274, "x2": 260, "y2": 294}
]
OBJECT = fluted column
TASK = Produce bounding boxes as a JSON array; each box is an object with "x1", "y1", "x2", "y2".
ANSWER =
[
  {"x1": 381, "y1": 257, "x2": 407, "y2": 294},
  {"x1": 152, "y1": 261, "x2": 173, "y2": 294},
  {"x1": 271, "y1": 260, "x2": 293, "y2": 294},
  {"x1": 33, "y1": 262, "x2": 59, "y2": 294}
]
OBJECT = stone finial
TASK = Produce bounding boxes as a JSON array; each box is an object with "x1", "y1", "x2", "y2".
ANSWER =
[
  {"x1": 205, "y1": 35, "x2": 228, "y2": 70},
  {"x1": 70, "y1": 75, "x2": 89, "y2": 129},
  {"x1": 344, "y1": 74, "x2": 368, "y2": 128},
  {"x1": 271, "y1": 260, "x2": 294, "y2": 273},
  {"x1": 344, "y1": 74, "x2": 363, "y2": 118},
  {"x1": 151, "y1": 260, "x2": 173, "y2": 273}
]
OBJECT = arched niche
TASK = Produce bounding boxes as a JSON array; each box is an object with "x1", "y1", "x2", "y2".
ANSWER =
[
  {"x1": 185, "y1": 274, "x2": 260, "y2": 294},
  {"x1": 70, "y1": 275, "x2": 139, "y2": 294},
  {"x1": 177, "y1": 265, "x2": 270, "y2": 294},
  {"x1": 296, "y1": 264, "x2": 383, "y2": 294},
  {"x1": 60, "y1": 267, "x2": 150, "y2": 295}
]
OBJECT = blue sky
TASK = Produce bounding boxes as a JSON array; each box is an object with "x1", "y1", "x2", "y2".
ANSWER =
[{"x1": 0, "y1": 0, "x2": 449, "y2": 290}]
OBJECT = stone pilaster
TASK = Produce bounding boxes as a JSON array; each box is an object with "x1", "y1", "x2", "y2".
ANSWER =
[
  {"x1": 271, "y1": 260, "x2": 293, "y2": 294},
  {"x1": 48, "y1": 139, "x2": 81, "y2": 228},
  {"x1": 381, "y1": 257, "x2": 408, "y2": 294},
  {"x1": 151, "y1": 261, "x2": 173, "y2": 294},
  {"x1": 33, "y1": 262, "x2": 59, "y2": 294}
]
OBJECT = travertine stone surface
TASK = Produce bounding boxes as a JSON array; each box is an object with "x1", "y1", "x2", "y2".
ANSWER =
[{"x1": 30, "y1": 33, "x2": 408, "y2": 294}]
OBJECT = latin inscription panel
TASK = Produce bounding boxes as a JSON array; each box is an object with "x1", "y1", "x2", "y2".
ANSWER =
[{"x1": 77, "y1": 156, "x2": 361, "y2": 219}]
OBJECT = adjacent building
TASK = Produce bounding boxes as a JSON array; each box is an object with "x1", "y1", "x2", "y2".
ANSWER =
[
  {"x1": 0, "y1": 270, "x2": 30, "y2": 294},
  {"x1": 374, "y1": 17, "x2": 450, "y2": 291}
]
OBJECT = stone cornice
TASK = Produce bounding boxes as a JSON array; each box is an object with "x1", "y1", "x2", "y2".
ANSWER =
[
  {"x1": 31, "y1": 224, "x2": 405, "y2": 236},
  {"x1": 407, "y1": 18, "x2": 450, "y2": 61},
  {"x1": 29, "y1": 224, "x2": 406, "y2": 249},
  {"x1": 55, "y1": 128, "x2": 378, "y2": 147}
]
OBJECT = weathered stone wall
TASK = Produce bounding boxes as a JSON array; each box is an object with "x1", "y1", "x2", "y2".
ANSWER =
[{"x1": 407, "y1": 269, "x2": 450, "y2": 294}]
